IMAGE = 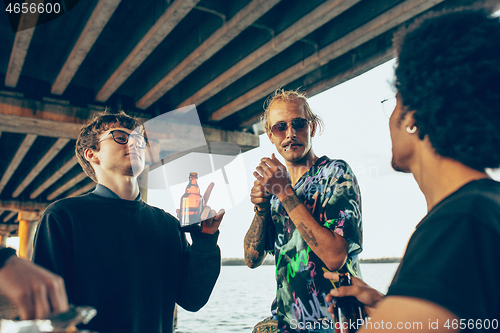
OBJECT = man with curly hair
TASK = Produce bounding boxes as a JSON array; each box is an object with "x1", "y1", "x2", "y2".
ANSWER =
[
  {"x1": 245, "y1": 89, "x2": 363, "y2": 332},
  {"x1": 33, "y1": 111, "x2": 224, "y2": 333},
  {"x1": 325, "y1": 6, "x2": 500, "y2": 332}
]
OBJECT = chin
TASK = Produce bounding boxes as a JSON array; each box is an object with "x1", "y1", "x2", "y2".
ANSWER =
[
  {"x1": 129, "y1": 162, "x2": 145, "y2": 177},
  {"x1": 391, "y1": 157, "x2": 411, "y2": 173},
  {"x1": 290, "y1": 149, "x2": 311, "y2": 164}
]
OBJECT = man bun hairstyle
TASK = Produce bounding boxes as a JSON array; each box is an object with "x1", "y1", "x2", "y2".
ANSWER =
[
  {"x1": 76, "y1": 110, "x2": 143, "y2": 183},
  {"x1": 393, "y1": 6, "x2": 500, "y2": 171}
]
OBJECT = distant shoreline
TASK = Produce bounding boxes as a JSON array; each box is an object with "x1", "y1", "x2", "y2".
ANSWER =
[{"x1": 221, "y1": 257, "x2": 401, "y2": 266}]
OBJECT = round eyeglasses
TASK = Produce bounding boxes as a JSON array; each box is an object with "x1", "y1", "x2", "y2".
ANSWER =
[
  {"x1": 98, "y1": 130, "x2": 148, "y2": 149},
  {"x1": 270, "y1": 117, "x2": 310, "y2": 137},
  {"x1": 381, "y1": 95, "x2": 397, "y2": 118}
]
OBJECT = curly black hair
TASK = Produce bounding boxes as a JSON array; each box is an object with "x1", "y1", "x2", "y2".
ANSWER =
[{"x1": 393, "y1": 7, "x2": 500, "y2": 171}]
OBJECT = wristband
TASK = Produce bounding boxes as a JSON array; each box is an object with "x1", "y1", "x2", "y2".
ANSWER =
[
  {"x1": 254, "y1": 205, "x2": 269, "y2": 216},
  {"x1": 0, "y1": 247, "x2": 17, "y2": 269}
]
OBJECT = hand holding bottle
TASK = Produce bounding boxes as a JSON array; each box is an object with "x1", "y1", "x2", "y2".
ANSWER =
[
  {"x1": 324, "y1": 271, "x2": 384, "y2": 317},
  {"x1": 178, "y1": 172, "x2": 224, "y2": 234}
]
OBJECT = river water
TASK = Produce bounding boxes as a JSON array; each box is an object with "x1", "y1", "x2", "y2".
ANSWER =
[{"x1": 175, "y1": 263, "x2": 399, "y2": 332}]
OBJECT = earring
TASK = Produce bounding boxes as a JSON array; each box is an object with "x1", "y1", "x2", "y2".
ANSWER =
[{"x1": 406, "y1": 126, "x2": 417, "y2": 134}]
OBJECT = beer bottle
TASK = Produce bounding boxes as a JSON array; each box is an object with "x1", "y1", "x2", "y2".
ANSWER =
[
  {"x1": 179, "y1": 172, "x2": 204, "y2": 233},
  {"x1": 332, "y1": 273, "x2": 367, "y2": 333}
]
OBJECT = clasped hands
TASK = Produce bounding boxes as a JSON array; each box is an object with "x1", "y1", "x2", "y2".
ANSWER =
[{"x1": 252, "y1": 154, "x2": 294, "y2": 202}]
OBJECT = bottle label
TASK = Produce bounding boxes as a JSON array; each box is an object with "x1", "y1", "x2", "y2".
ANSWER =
[{"x1": 179, "y1": 195, "x2": 203, "y2": 228}]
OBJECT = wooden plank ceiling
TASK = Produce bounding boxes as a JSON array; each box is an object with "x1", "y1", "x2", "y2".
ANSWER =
[{"x1": 0, "y1": 0, "x2": 492, "y2": 233}]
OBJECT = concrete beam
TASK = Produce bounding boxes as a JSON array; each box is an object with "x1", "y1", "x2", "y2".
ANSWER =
[
  {"x1": 18, "y1": 211, "x2": 41, "y2": 221},
  {"x1": 142, "y1": 115, "x2": 259, "y2": 154},
  {"x1": 239, "y1": 113, "x2": 264, "y2": 129},
  {"x1": 0, "y1": 134, "x2": 37, "y2": 195},
  {"x1": 0, "y1": 95, "x2": 90, "y2": 139},
  {"x1": 0, "y1": 94, "x2": 149, "y2": 139},
  {"x1": 52, "y1": 0, "x2": 123, "y2": 95},
  {"x1": 136, "y1": 0, "x2": 280, "y2": 110},
  {"x1": 305, "y1": 46, "x2": 395, "y2": 98},
  {"x1": 202, "y1": 126, "x2": 258, "y2": 152},
  {"x1": 2, "y1": 211, "x2": 17, "y2": 223},
  {"x1": 0, "y1": 112, "x2": 81, "y2": 139},
  {"x1": 4, "y1": 0, "x2": 44, "y2": 88},
  {"x1": 5, "y1": 29, "x2": 34, "y2": 88},
  {"x1": 12, "y1": 138, "x2": 70, "y2": 198},
  {"x1": 177, "y1": 0, "x2": 361, "y2": 109},
  {"x1": 95, "y1": 0, "x2": 200, "y2": 102},
  {"x1": 0, "y1": 200, "x2": 49, "y2": 212},
  {"x1": 210, "y1": 0, "x2": 444, "y2": 121},
  {"x1": 30, "y1": 156, "x2": 79, "y2": 199},
  {"x1": 0, "y1": 95, "x2": 256, "y2": 151},
  {"x1": 46, "y1": 172, "x2": 89, "y2": 201}
]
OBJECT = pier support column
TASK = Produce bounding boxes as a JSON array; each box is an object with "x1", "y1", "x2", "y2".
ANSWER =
[
  {"x1": 0, "y1": 233, "x2": 7, "y2": 247},
  {"x1": 18, "y1": 211, "x2": 40, "y2": 260}
]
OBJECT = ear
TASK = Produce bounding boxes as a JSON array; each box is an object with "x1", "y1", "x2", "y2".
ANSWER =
[
  {"x1": 310, "y1": 122, "x2": 317, "y2": 138},
  {"x1": 403, "y1": 110, "x2": 417, "y2": 129},
  {"x1": 266, "y1": 129, "x2": 274, "y2": 144},
  {"x1": 84, "y1": 148, "x2": 99, "y2": 164}
]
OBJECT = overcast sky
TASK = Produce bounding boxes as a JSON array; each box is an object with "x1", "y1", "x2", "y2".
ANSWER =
[{"x1": 147, "y1": 58, "x2": 500, "y2": 259}]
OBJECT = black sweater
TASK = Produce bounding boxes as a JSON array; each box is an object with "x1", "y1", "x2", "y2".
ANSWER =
[{"x1": 33, "y1": 193, "x2": 221, "y2": 333}]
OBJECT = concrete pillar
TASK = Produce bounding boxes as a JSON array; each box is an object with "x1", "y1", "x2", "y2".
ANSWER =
[
  {"x1": 0, "y1": 234, "x2": 7, "y2": 247},
  {"x1": 17, "y1": 211, "x2": 40, "y2": 260}
]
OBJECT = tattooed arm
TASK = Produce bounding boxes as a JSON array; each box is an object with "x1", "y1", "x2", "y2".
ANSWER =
[
  {"x1": 244, "y1": 180, "x2": 272, "y2": 268},
  {"x1": 244, "y1": 212, "x2": 270, "y2": 268},
  {"x1": 280, "y1": 194, "x2": 348, "y2": 271}
]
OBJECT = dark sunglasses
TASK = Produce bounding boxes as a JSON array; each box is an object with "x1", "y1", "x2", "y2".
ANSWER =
[
  {"x1": 98, "y1": 130, "x2": 148, "y2": 149},
  {"x1": 270, "y1": 118, "x2": 310, "y2": 136}
]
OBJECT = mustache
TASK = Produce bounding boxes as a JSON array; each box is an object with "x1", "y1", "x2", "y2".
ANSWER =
[
  {"x1": 283, "y1": 139, "x2": 301, "y2": 151},
  {"x1": 282, "y1": 139, "x2": 301, "y2": 147}
]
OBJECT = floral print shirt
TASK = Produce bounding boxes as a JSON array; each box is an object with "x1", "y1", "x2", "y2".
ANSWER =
[{"x1": 268, "y1": 156, "x2": 363, "y2": 332}]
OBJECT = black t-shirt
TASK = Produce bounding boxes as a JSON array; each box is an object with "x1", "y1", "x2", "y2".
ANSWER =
[{"x1": 387, "y1": 179, "x2": 500, "y2": 331}]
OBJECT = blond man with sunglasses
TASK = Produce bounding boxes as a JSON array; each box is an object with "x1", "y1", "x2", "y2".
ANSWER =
[
  {"x1": 244, "y1": 89, "x2": 363, "y2": 332},
  {"x1": 33, "y1": 111, "x2": 224, "y2": 333}
]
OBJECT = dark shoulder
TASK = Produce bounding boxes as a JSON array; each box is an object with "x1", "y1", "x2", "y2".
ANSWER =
[
  {"x1": 44, "y1": 193, "x2": 97, "y2": 215},
  {"x1": 422, "y1": 179, "x2": 500, "y2": 230}
]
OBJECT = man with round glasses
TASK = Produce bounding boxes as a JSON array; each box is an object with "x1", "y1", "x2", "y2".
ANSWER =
[
  {"x1": 244, "y1": 89, "x2": 363, "y2": 332},
  {"x1": 33, "y1": 111, "x2": 224, "y2": 333}
]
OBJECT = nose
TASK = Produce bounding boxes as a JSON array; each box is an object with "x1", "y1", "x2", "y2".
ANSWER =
[
  {"x1": 286, "y1": 123, "x2": 296, "y2": 139},
  {"x1": 128, "y1": 136, "x2": 140, "y2": 148}
]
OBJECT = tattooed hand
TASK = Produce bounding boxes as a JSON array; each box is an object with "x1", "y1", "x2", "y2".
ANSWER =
[{"x1": 253, "y1": 153, "x2": 294, "y2": 201}]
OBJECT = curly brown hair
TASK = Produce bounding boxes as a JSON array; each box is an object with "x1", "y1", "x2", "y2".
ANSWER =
[{"x1": 76, "y1": 111, "x2": 143, "y2": 183}]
